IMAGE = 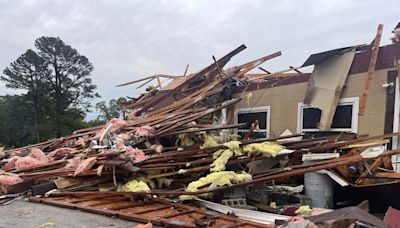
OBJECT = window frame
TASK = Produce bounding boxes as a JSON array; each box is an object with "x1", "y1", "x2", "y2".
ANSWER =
[
  {"x1": 297, "y1": 97, "x2": 359, "y2": 133},
  {"x1": 235, "y1": 106, "x2": 271, "y2": 138}
]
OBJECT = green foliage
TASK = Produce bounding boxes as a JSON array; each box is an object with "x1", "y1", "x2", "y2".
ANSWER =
[
  {"x1": 0, "y1": 36, "x2": 100, "y2": 147},
  {"x1": 95, "y1": 98, "x2": 126, "y2": 123}
]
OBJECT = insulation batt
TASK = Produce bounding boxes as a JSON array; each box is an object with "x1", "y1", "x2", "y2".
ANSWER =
[
  {"x1": 184, "y1": 171, "x2": 252, "y2": 193},
  {"x1": 121, "y1": 134, "x2": 131, "y2": 141},
  {"x1": 243, "y1": 141, "x2": 283, "y2": 157},
  {"x1": 47, "y1": 147, "x2": 76, "y2": 157},
  {"x1": 210, "y1": 149, "x2": 233, "y2": 172},
  {"x1": 31, "y1": 148, "x2": 48, "y2": 162},
  {"x1": 222, "y1": 141, "x2": 242, "y2": 156},
  {"x1": 210, "y1": 141, "x2": 281, "y2": 172},
  {"x1": 124, "y1": 146, "x2": 148, "y2": 163},
  {"x1": 3, "y1": 156, "x2": 19, "y2": 171},
  {"x1": 74, "y1": 157, "x2": 97, "y2": 176},
  {"x1": 15, "y1": 156, "x2": 46, "y2": 170},
  {"x1": 135, "y1": 125, "x2": 155, "y2": 137},
  {"x1": 91, "y1": 118, "x2": 129, "y2": 140},
  {"x1": 117, "y1": 180, "x2": 150, "y2": 192},
  {"x1": 108, "y1": 118, "x2": 129, "y2": 133},
  {"x1": 115, "y1": 138, "x2": 125, "y2": 149},
  {"x1": 150, "y1": 144, "x2": 163, "y2": 153},
  {"x1": 202, "y1": 135, "x2": 219, "y2": 148},
  {"x1": 0, "y1": 174, "x2": 23, "y2": 186}
]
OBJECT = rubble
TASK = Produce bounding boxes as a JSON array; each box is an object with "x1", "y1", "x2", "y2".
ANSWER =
[{"x1": 1, "y1": 26, "x2": 398, "y2": 227}]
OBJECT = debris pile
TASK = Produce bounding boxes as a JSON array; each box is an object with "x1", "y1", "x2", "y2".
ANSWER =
[{"x1": 0, "y1": 43, "x2": 398, "y2": 227}]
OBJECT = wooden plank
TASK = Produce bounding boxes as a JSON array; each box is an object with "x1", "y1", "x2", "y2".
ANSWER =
[
  {"x1": 29, "y1": 195, "x2": 267, "y2": 227},
  {"x1": 371, "y1": 172, "x2": 400, "y2": 179},
  {"x1": 359, "y1": 24, "x2": 384, "y2": 115}
]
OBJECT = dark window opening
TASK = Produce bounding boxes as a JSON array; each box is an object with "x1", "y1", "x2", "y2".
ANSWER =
[
  {"x1": 331, "y1": 105, "x2": 353, "y2": 128},
  {"x1": 302, "y1": 104, "x2": 353, "y2": 130},
  {"x1": 238, "y1": 112, "x2": 267, "y2": 130},
  {"x1": 303, "y1": 108, "x2": 321, "y2": 129}
]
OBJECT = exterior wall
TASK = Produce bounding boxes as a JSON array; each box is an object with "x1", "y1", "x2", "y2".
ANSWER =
[{"x1": 233, "y1": 68, "x2": 394, "y2": 137}]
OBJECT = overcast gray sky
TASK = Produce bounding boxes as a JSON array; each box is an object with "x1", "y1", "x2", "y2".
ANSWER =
[{"x1": 0, "y1": 0, "x2": 398, "y2": 119}]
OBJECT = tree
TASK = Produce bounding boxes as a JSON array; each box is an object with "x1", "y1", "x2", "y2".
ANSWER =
[
  {"x1": 34, "y1": 37, "x2": 99, "y2": 120},
  {"x1": 1, "y1": 36, "x2": 100, "y2": 143},
  {"x1": 95, "y1": 98, "x2": 126, "y2": 123},
  {"x1": 0, "y1": 95, "x2": 38, "y2": 147},
  {"x1": 2, "y1": 49, "x2": 48, "y2": 142}
]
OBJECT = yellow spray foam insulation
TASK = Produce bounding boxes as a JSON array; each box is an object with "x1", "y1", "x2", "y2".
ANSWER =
[
  {"x1": 295, "y1": 205, "x2": 312, "y2": 215},
  {"x1": 243, "y1": 141, "x2": 283, "y2": 157},
  {"x1": 222, "y1": 141, "x2": 242, "y2": 156},
  {"x1": 210, "y1": 149, "x2": 234, "y2": 172},
  {"x1": 117, "y1": 180, "x2": 150, "y2": 192},
  {"x1": 202, "y1": 135, "x2": 219, "y2": 148}
]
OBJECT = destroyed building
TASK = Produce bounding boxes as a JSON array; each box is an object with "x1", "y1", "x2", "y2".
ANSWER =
[
  {"x1": 233, "y1": 43, "x2": 400, "y2": 139},
  {"x1": 0, "y1": 24, "x2": 399, "y2": 227}
]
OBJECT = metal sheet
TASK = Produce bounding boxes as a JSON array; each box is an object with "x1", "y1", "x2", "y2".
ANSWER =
[{"x1": 303, "y1": 48, "x2": 356, "y2": 130}]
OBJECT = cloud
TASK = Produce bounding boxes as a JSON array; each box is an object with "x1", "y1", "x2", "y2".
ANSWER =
[{"x1": 0, "y1": 0, "x2": 398, "y2": 118}]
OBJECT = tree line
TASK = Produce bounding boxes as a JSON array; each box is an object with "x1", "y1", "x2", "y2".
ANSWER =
[{"x1": 0, "y1": 37, "x2": 123, "y2": 147}]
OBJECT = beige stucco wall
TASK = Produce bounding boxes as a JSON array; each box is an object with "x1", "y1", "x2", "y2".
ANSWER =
[{"x1": 234, "y1": 68, "x2": 394, "y2": 137}]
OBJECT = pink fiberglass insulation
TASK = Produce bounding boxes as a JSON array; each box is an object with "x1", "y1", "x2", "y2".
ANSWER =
[
  {"x1": 31, "y1": 148, "x2": 48, "y2": 162},
  {"x1": 115, "y1": 138, "x2": 125, "y2": 149},
  {"x1": 74, "y1": 157, "x2": 97, "y2": 177},
  {"x1": 121, "y1": 134, "x2": 131, "y2": 141},
  {"x1": 3, "y1": 156, "x2": 20, "y2": 171},
  {"x1": 135, "y1": 125, "x2": 154, "y2": 137},
  {"x1": 97, "y1": 164, "x2": 104, "y2": 177},
  {"x1": 108, "y1": 118, "x2": 129, "y2": 133},
  {"x1": 47, "y1": 147, "x2": 76, "y2": 157},
  {"x1": 0, "y1": 174, "x2": 23, "y2": 186},
  {"x1": 15, "y1": 156, "x2": 47, "y2": 171},
  {"x1": 124, "y1": 146, "x2": 148, "y2": 163},
  {"x1": 150, "y1": 144, "x2": 163, "y2": 153}
]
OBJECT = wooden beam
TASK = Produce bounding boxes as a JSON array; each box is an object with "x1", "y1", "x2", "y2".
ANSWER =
[
  {"x1": 371, "y1": 172, "x2": 400, "y2": 179},
  {"x1": 359, "y1": 24, "x2": 384, "y2": 115},
  {"x1": 183, "y1": 64, "x2": 189, "y2": 76},
  {"x1": 115, "y1": 74, "x2": 179, "y2": 87}
]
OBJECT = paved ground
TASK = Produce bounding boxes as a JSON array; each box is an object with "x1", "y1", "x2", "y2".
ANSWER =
[{"x1": 0, "y1": 199, "x2": 144, "y2": 228}]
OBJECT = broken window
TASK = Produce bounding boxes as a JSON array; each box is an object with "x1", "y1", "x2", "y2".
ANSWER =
[
  {"x1": 298, "y1": 97, "x2": 359, "y2": 133},
  {"x1": 236, "y1": 106, "x2": 270, "y2": 139}
]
